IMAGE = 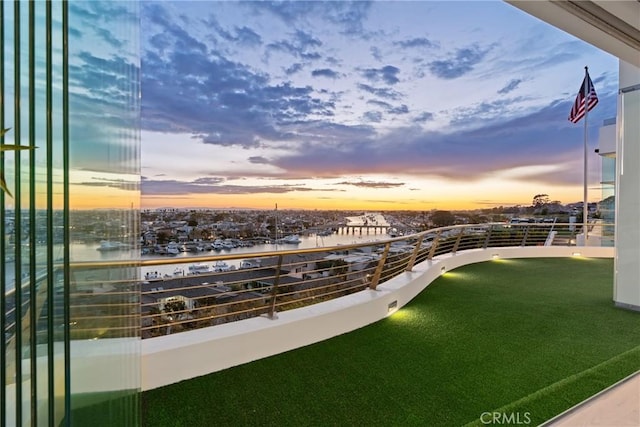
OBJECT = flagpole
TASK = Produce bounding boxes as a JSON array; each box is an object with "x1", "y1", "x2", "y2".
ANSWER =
[{"x1": 582, "y1": 66, "x2": 589, "y2": 242}]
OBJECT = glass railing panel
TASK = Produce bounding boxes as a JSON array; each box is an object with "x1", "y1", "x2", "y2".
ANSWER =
[
  {"x1": 1, "y1": 1, "x2": 69, "y2": 424},
  {"x1": 66, "y1": 1, "x2": 141, "y2": 425}
]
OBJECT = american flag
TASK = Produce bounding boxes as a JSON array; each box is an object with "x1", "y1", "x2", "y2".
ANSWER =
[{"x1": 568, "y1": 71, "x2": 598, "y2": 123}]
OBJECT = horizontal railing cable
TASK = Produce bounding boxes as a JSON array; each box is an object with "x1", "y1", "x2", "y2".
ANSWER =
[{"x1": 4, "y1": 222, "x2": 611, "y2": 341}]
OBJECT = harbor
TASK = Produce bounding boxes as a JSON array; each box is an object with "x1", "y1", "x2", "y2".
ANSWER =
[{"x1": 138, "y1": 230, "x2": 389, "y2": 279}]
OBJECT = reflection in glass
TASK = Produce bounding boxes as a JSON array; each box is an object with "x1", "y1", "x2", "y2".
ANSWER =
[{"x1": 2, "y1": 1, "x2": 140, "y2": 425}]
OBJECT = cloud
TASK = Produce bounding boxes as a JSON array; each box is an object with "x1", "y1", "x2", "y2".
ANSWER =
[
  {"x1": 266, "y1": 40, "x2": 300, "y2": 57},
  {"x1": 498, "y1": 79, "x2": 522, "y2": 94},
  {"x1": 482, "y1": 39, "x2": 591, "y2": 81},
  {"x1": 414, "y1": 112, "x2": 434, "y2": 123},
  {"x1": 149, "y1": 33, "x2": 172, "y2": 53},
  {"x1": 268, "y1": 91, "x2": 617, "y2": 185},
  {"x1": 192, "y1": 177, "x2": 225, "y2": 185},
  {"x1": 336, "y1": 180, "x2": 405, "y2": 188},
  {"x1": 367, "y1": 100, "x2": 393, "y2": 110},
  {"x1": 312, "y1": 68, "x2": 342, "y2": 79},
  {"x1": 248, "y1": 156, "x2": 271, "y2": 164},
  {"x1": 65, "y1": 1, "x2": 141, "y2": 177},
  {"x1": 357, "y1": 83, "x2": 402, "y2": 100},
  {"x1": 141, "y1": 7, "x2": 340, "y2": 148},
  {"x1": 361, "y1": 65, "x2": 401, "y2": 85},
  {"x1": 141, "y1": 176, "x2": 321, "y2": 196},
  {"x1": 204, "y1": 15, "x2": 263, "y2": 47},
  {"x1": 94, "y1": 27, "x2": 125, "y2": 49},
  {"x1": 144, "y1": 3, "x2": 208, "y2": 53},
  {"x1": 448, "y1": 97, "x2": 529, "y2": 128},
  {"x1": 323, "y1": 1, "x2": 373, "y2": 36},
  {"x1": 389, "y1": 104, "x2": 409, "y2": 115},
  {"x1": 275, "y1": 120, "x2": 376, "y2": 146},
  {"x1": 235, "y1": 27, "x2": 263, "y2": 46},
  {"x1": 370, "y1": 46, "x2": 382, "y2": 61},
  {"x1": 393, "y1": 37, "x2": 437, "y2": 49},
  {"x1": 293, "y1": 29, "x2": 322, "y2": 50},
  {"x1": 264, "y1": 29, "x2": 324, "y2": 62},
  {"x1": 363, "y1": 111, "x2": 383, "y2": 123},
  {"x1": 251, "y1": 1, "x2": 372, "y2": 36},
  {"x1": 137, "y1": 1, "x2": 619, "y2": 203},
  {"x1": 70, "y1": 2, "x2": 138, "y2": 26},
  {"x1": 285, "y1": 63, "x2": 305, "y2": 75},
  {"x1": 76, "y1": 177, "x2": 138, "y2": 191},
  {"x1": 366, "y1": 100, "x2": 409, "y2": 115},
  {"x1": 428, "y1": 44, "x2": 490, "y2": 79}
]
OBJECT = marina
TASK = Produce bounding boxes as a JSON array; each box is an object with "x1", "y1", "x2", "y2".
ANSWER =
[
  {"x1": 138, "y1": 230, "x2": 388, "y2": 278},
  {"x1": 5, "y1": 212, "x2": 403, "y2": 291}
]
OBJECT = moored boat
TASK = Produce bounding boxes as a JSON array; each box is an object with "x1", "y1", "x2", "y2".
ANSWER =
[
  {"x1": 279, "y1": 234, "x2": 301, "y2": 244},
  {"x1": 97, "y1": 240, "x2": 127, "y2": 251},
  {"x1": 212, "y1": 261, "x2": 233, "y2": 272},
  {"x1": 188, "y1": 263, "x2": 211, "y2": 274}
]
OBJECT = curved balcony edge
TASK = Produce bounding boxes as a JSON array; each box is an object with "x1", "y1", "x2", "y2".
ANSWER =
[{"x1": 141, "y1": 245, "x2": 614, "y2": 391}]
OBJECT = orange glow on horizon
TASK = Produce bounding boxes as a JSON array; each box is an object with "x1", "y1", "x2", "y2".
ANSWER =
[
  {"x1": 140, "y1": 185, "x2": 595, "y2": 211},
  {"x1": 53, "y1": 176, "x2": 600, "y2": 211},
  {"x1": 70, "y1": 185, "x2": 139, "y2": 210}
]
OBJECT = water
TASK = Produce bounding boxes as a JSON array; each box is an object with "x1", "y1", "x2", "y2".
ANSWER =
[
  {"x1": 5, "y1": 212, "x2": 394, "y2": 289},
  {"x1": 138, "y1": 230, "x2": 389, "y2": 277},
  {"x1": 4, "y1": 230, "x2": 392, "y2": 288}
]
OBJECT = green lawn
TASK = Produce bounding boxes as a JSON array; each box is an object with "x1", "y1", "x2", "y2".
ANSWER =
[{"x1": 142, "y1": 258, "x2": 640, "y2": 426}]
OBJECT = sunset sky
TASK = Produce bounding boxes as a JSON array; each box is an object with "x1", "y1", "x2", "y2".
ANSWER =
[{"x1": 138, "y1": 1, "x2": 618, "y2": 211}]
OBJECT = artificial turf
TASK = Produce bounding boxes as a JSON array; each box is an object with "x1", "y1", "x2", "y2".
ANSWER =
[{"x1": 142, "y1": 257, "x2": 640, "y2": 426}]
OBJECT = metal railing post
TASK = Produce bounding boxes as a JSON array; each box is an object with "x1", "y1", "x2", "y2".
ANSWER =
[
  {"x1": 427, "y1": 230, "x2": 442, "y2": 260},
  {"x1": 369, "y1": 242, "x2": 391, "y2": 290},
  {"x1": 452, "y1": 228, "x2": 464, "y2": 254},
  {"x1": 405, "y1": 235, "x2": 424, "y2": 271},
  {"x1": 483, "y1": 225, "x2": 494, "y2": 249},
  {"x1": 521, "y1": 224, "x2": 530, "y2": 246},
  {"x1": 267, "y1": 254, "x2": 283, "y2": 319}
]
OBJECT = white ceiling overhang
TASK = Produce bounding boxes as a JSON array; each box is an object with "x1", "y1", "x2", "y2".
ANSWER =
[{"x1": 505, "y1": 1, "x2": 640, "y2": 67}]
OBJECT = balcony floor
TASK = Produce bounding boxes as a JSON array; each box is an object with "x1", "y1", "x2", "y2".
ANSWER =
[
  {"x1": 548, "y1": 371, "x2": 639, "y2": 426},
  {"x1": 141, "y1": 257, "x2": 640, "y2": 426}
]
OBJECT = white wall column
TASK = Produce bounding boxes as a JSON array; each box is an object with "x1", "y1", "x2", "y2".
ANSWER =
[{"x1": 615, "y1": 61, "x2": 640, "y2": 311}]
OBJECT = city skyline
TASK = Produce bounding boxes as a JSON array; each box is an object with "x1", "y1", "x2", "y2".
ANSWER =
[{"x1": 138, "y1": 1, "x2": 618, "y2": 211}]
